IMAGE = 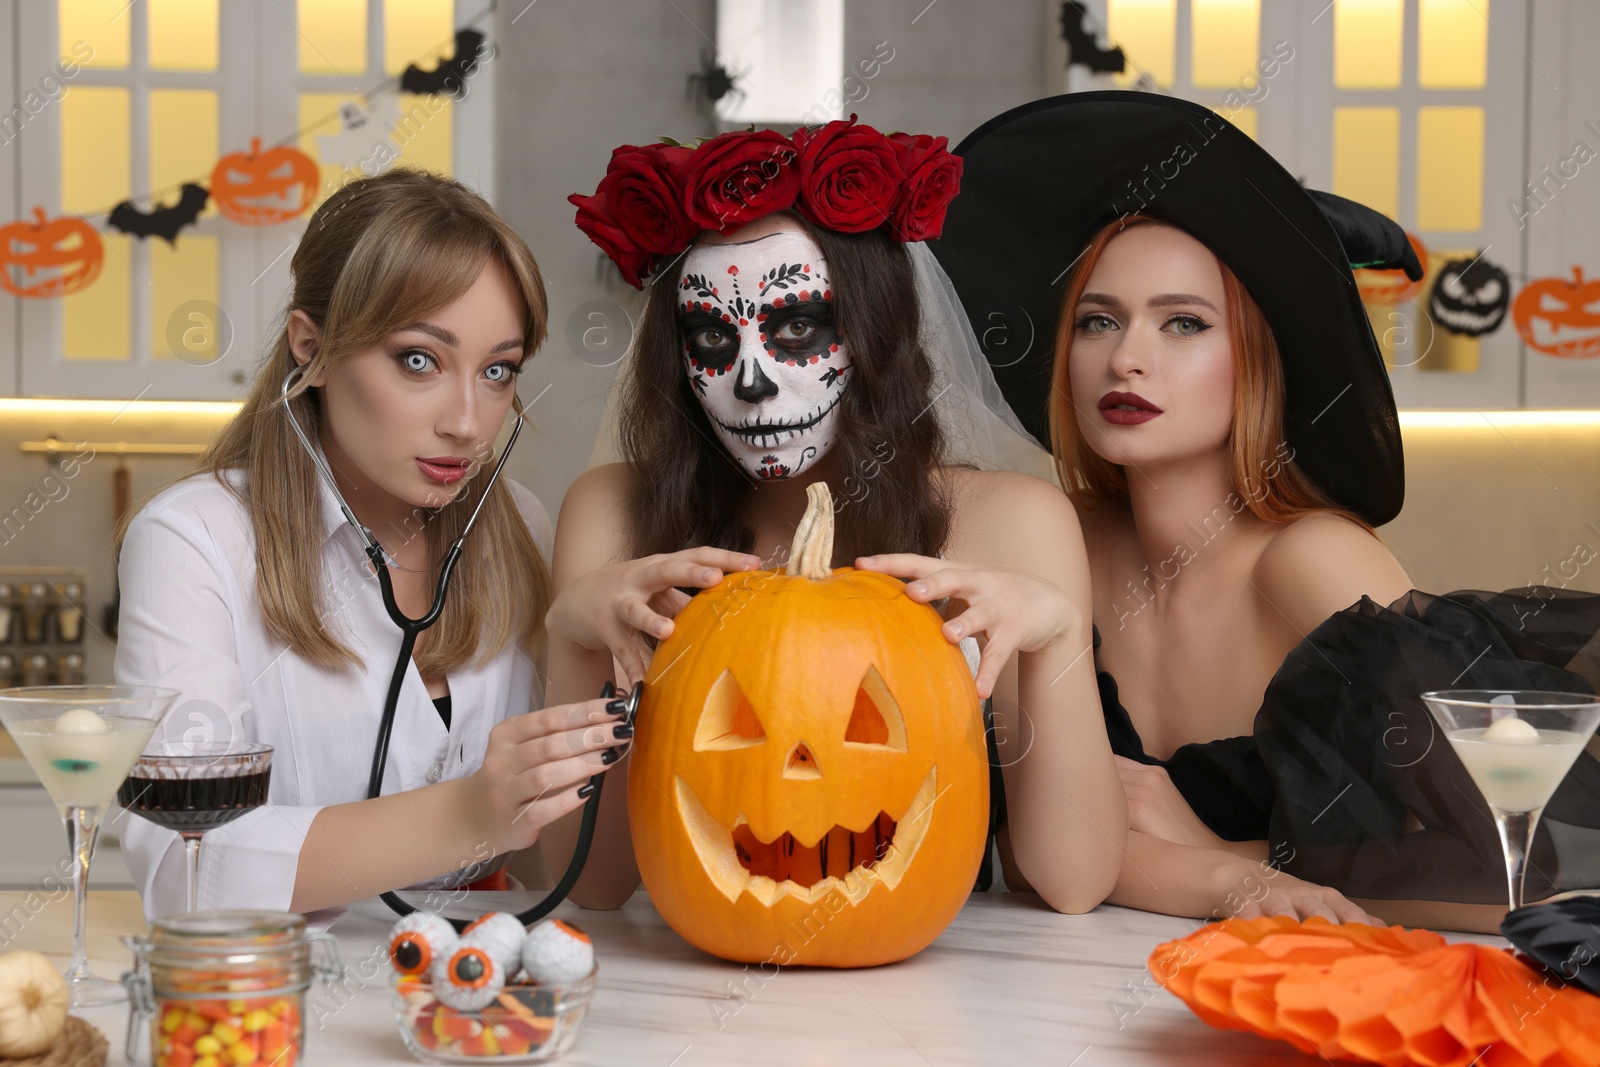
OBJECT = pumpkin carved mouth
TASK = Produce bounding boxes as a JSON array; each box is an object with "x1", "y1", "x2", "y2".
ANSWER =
[
  {"x1": 1526, "y1": 317, "x2": 1600, "y2": 353},
  {"x1": 674, "y1": 766, "x2": 939, "y2": 907}
]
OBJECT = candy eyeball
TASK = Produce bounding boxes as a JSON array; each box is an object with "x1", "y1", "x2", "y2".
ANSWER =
[
  {"x1": 461, "y1": 911, "x2": 526, "y2": 977},
  {"x1": 1484, "y1": 715, "x2": 1540, "y2": 744},
  {"x1": 432, "y1": 938, "x2": 505, "y2": 1012},
  {"x1": 54, "y1": 708, "x2": 108, "y2": 734},
  {"x1": 519, "y1": 919, "x2": 594, "y2": 986},
  {"x1": 388, "y1": 912, "x2": 457, "y2": 979}
]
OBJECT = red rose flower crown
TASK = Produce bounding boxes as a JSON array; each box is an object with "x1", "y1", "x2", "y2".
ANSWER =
[{"x1": 568, "y1": 116, "x2": 963, "y2": 288}]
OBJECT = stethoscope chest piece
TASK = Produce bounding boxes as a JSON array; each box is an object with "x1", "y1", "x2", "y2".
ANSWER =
[{"x1": 603, "y1": 680, "x2": 645, "y2": 727}]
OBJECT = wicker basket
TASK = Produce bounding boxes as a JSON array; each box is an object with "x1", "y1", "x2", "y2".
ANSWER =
[{"x1": 5, "y1": 1017, "x2": 107, "y2": 1067}]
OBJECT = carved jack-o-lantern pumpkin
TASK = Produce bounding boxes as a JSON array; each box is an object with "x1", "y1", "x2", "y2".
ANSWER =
[
  {"x1": 1355, "y1": 231, "x2": 1429, "y2": 306},
  {"x1": 1512, "y1": 266, "x2": 1600, "y2": 359},
  {"x1": 0, "y1": 207, "x2": 104, "y2": 298},
  {"x1": 1429, "y1": 254, "x2": 1510, "y2": 337},
  {"x1": 631, "y1": 484, "x2": 989, "y2": 968},
  {"x1": 209, "y1": 137, "x2": 319, "y2": 226}
]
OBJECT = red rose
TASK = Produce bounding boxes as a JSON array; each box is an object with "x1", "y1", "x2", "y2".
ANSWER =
[
  {"x1": 569, "y1": 190, "x2": 652, "y2": 288},
  {"x1": 596, "y1": 142, "x2": 697, "y2": 254},
  {"x1": 887, "y1": 132, "x2": 963, "y2": 242},
  {"x1": 682, "y1": 130, "x2": 801, "y2": 234},
  {"x1": 794, "y1": 116, "x2": 904, "y2": 234}
]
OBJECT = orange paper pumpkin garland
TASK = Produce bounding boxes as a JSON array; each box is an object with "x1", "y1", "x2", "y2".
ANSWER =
[
  {"x1": 1512, "y1": 266, "x2": 1600, "y2": 358},
  {"x1": 0, "y1": 207, "x2": 104, "y2": 298},
  {"x1": 1150, "y1": 916, "x2": 1600, "y2": 1067},
  {"x1": 209, "y1": 137, "x2": 320, "y2": 226},
  {"x1": 630, "y1": 483, "x2": 989, "y2": 968}
]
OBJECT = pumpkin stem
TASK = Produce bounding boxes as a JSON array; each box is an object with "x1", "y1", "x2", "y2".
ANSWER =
[{"x1": 785, "y1": 482, "x2": 835, "y2": 579}]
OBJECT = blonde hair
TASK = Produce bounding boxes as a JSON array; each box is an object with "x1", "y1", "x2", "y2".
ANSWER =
[
  {"x1": 1049, "y1": 214, "x2": 1370, "y2": 531},
  {"x1": 129, "y1": 168, "x2": 552, "y2": 674}
]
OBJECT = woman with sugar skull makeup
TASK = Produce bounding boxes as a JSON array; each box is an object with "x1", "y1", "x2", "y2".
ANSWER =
[
  {"x1": 539, "y1": 119, "x2": 1128, "y2": 914},
  {"x1": 934, "y1": 92, "x2": 1600, "y2": 933}
]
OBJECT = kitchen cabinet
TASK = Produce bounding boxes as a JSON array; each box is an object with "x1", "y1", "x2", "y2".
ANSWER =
[{"x1": 0, "y1": 756, "x2": 132, "y2": 892}]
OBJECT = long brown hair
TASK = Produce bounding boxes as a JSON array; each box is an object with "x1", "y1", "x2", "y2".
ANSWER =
[
  {"x1": 127, "y1": 168, "x2": 553, "y2": 674},
  {"x1": 620, "y1": 212, "x2": 953, "y2": 565},
  {"x1": 1050, "y1": 214, "x2": 1370, "y2": 530}
]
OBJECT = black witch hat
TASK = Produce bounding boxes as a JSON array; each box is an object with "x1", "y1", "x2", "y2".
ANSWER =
[{"x1": 930, "y1": 91, "x2": 1420, "y2": 526}]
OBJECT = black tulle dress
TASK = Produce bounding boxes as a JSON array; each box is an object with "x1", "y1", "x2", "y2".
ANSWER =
[{"x1": 1098, "y1": 589, "x2": 1600, "y2": 903}]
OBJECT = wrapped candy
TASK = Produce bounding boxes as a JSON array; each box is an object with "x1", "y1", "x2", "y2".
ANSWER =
[
  {"x1": 432, "y1": 938, "x2": 505, "y2": 1012},
  {"x1": 388, "y1": 911, "x2": 457, "y2": 979},
  {"x1": 519, "y1": 919, "x2": 594, "y2": 986},
  {"x1": 461, "y1": 912, "x2": 526, "y2": 977}
]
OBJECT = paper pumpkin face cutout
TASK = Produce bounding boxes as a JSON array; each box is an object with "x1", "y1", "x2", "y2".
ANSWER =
[
  {"x1": 1429, "y1": 254, "x2": 1510, "y2": 337},
  {"x1": 0, "y1": 208, "x2": 104, "y2": 299},
  {"x1": 1513, "y1": 266, "x2": 1600, "y2": 358},
  {"x1": 630, "y1": 485, "x2": 989, "y2": 968},
  {"x1": 1355, "y1": 231, "x2": 1429, "y2": 306},
  {"x1": 209, "y1": 138, "x2": 319, "y2": 226}
]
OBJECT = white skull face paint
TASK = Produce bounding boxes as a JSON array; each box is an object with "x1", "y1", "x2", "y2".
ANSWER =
[{"x1": 678, "y1": 228, "x2": 851, "y2": 481}]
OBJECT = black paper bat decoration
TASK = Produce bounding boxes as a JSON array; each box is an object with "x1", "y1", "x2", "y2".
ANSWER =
[
  {"x1": 1060, "y1": 1, "x2": 1126, "y2": 74},
  {"x1": 400, "y1": 29, "x2": 485, "y2": 97},
  {"x1": 106, "y1": 183, "x2": 210, "y2": 245}
]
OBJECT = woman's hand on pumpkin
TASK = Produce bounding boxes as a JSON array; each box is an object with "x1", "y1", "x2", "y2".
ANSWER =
[
  {"x1": 547, "y1": 548, "x2": 763, "y2": 684},
  {"x1": 854, "y1": 553, "x2": 1082, "y2": 699},
  {"x1": 1118, "y1": 756, "x2": 1231, "y2": 851},
  {"x1": 459, "y1": 696, "x2": 632, "y2": 855}
]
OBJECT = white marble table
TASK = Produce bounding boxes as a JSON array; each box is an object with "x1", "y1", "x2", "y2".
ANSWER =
[{"x1": 4, "y1": 889, "x2": 1502, "y2": 1066}]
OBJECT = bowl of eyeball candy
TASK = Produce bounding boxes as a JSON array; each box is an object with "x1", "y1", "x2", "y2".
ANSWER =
[{"x1": 387, "y1": 912, "x2": 597, "y2": 1063}]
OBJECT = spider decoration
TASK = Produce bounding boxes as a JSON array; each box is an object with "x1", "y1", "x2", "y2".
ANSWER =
[{"x1": 687, "y1": 49, "x2": 744, "y2": 111}]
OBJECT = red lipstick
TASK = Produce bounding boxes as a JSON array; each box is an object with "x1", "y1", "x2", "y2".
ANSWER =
[{"x1": 1098, "y1": 391, "x2": 1163, "y2": 426}]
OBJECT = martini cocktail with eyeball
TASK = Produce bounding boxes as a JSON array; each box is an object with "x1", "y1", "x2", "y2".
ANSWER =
[
  {"x1": 0, "y1": 685, "x2": 179, "y2": 1007},
  {"x1": 1421, "y1": 689, "x2": 1600, "y2": 914}
]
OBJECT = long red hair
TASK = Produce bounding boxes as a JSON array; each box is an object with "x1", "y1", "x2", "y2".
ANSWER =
[{"x1": 1049, "y1": 215, "x2": 1370, "y2": 531}]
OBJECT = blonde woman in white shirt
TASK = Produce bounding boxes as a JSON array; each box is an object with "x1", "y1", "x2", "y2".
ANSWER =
[{"x1": 116, "y1": 170, "x2": 630, "y2": 920}]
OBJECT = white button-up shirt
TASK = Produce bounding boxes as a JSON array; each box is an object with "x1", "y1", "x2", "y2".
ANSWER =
[{"x1": 115, "y1": 466, "x2": 552, "y2": 921}]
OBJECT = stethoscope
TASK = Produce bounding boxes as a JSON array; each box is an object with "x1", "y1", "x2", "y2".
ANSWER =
[{"x1": 280, "y1": 368, "x2": 638, "y2": 931}]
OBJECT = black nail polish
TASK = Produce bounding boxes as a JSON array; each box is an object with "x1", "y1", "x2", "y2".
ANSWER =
[
  {"x1": 601, "y1": 748, "x2": 621, "y2": 765},
  {"x1": 613, "y1": 723, "x2": 634, "y2": 739},
  {"x1": 577, "y1": 782, "x2": 596, "y2": 798},
  {"x1": 605, "y1": 697, "x2": 627, "y2": 716},
  {"x1": 599, "y1": 681, "x2": 617, "y2": 699}
]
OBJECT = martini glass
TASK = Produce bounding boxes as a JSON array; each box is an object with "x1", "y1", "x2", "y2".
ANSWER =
[
  {"x1": 1421, "y1": 689, "x2": 1600, "y2": 914},
  {"x1": 0, "y1": 685, "x2": 179, "y2": 1007},
  {"x1": 117, "y1": 741, "x2": 273, "y2": 912}
]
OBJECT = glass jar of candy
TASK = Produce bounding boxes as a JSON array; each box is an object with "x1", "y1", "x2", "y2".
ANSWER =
[{"x1": 122, "y1": 910, "x2": 344, "y2": 1067}]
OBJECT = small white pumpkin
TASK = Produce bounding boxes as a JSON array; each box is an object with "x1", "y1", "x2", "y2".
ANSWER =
[{"x1": 0, "y1": 950, "x2": 68, "y2": 1057}]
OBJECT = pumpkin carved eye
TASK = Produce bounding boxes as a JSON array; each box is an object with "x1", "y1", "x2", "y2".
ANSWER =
[
  {"x1": 694, "y1": 669, "x2": 766, "y2": 750},
  {"x1": 845, "y1": 666, "x2": 907, "y2": 751}
]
